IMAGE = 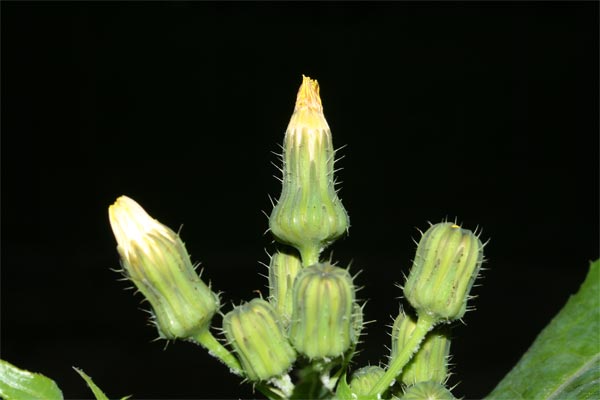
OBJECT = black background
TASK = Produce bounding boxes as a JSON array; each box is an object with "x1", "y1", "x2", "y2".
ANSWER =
[{"x1": 2, "y1": 2, "x2": 598, "y2": 399}]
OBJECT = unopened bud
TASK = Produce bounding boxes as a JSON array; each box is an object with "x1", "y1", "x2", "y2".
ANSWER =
[
  {"x1": 401, "y1": 381, "x2": 456, "y2": 400},
  {"x1": 268, "y1": 251, "x2": 302, "y2": 328},
  {"x1": 269, "y1": 75, "x2": 349, "y2": 266},
  {"x1": 404, "y1": 222, "x2": 484, "y2": 322},
  {"x1": 289, "y1": 263, "x2": 356, "y2": 359},
  {"x1": 349, "y1": 366, "x2": 386, "y2": 397},
  {"x1": 391, "y1": 311, "x2": 451, "y2": 385},
  {"x1": 222, "y1": 298, "x2": 296, "y2": 382},
  {"x1": 108, "y1": 196, "x2": 219, "y2": 339}
]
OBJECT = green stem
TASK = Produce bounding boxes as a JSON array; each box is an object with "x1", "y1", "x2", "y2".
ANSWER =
[
  {"x1": 367, "y1": 314, "x2": 437, "y2": 397},
  {"x1": 192, "y1": 329, "x2": 243, "y2": 376},
  {"x1": 300, "y1": 245, "x2": 320, "y2": 267}
]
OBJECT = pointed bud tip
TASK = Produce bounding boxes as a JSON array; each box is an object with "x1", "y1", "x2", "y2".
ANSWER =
[
  {"x1": 109, "y1": 196, "x2": 153, "y2": 253},
  {"x1": 295, "y1": 75, "x2": 323, "y2": 113}
]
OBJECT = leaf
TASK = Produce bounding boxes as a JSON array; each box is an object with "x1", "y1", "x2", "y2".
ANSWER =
[
  {"x1": 486, "y1": 259, "x2": 600, "y2": 399},
  {"x1": 334, "y1": 373, "x2": 353, "y2": 400},
  {"x1": 0, "y1": 359, "x2": 63, "y2": 400},
  {"x1": 73, "y1": 367, "x2": 111, "y2": 400}
]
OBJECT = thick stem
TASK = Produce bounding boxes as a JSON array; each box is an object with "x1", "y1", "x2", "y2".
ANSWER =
[
  {"x1": 192, "y1": 329, "x2": 243, "y2": 376},
  {"x1": 367, "y1": 314, "x2": 437, "y2": 397}
]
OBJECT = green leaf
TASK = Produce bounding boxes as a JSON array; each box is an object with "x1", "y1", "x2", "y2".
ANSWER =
[
  {"x1": 0, "y1": 359, "x2": 63, "y2": 400},
  {"x1": 334, "y1": 373, "x2": 353, "y2": 400},
  {"x1": 486, "y1": 259, "x2": 600, "y2": 399},
  {"x1": 73, "y1": 367, "x2": 111, "y2": 400}
]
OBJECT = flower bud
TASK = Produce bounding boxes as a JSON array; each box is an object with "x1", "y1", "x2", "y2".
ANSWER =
[
  {"x1": 268, "y1": 250, "x2": 302, "y2": 328},
  {"x1": 269, "y1": 75, "x2": 349, "y2": 266},
  {"x1": 349, "y1": 366, "x2": 386, "y2": 397},
  {"x1": 108, "y1": 196, "x2": 219, "y2": 339},
  {"x1": 289, "y1": 262, "x2": 356, "y2": 359},
  {"x1": 404, "y1": 222, "x2": 484, "y2": 322},
  {"x1": 391, "y1": 311, "x2": 451, "y2": 385},
  {"x1": 222, "y1": 298, "x2": 296, "y2": 382},
  {"x1": 401, "y1": 381, "x2": 456, "y2": 400}
]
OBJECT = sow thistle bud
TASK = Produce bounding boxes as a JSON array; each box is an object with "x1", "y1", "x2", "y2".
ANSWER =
[
  {"x1": 268, "y1": 250, "x2": 302, "y2": 328},
  {"x1": 401, "y1": 381, "x2": 457, "y2": 400},
  {"x1": 269, "y1": 76, "x2": 349, "y2": 266},
  {"x1": 289, "y1": 263, "x2": 357, "y2": 359},
  {"x1": 391, "y1": 311, "x2": 451, "y2": 385},
  {"x1": 349, "y1": 366, "x2": 386, "y2": 397},
  {"x1": 404, "y1": 222, "x2": 484, "y2": 322},
  {"x1": 222, "y1": 298, "x2": 296, "y2": 382},
  {"x1": 108, "y1": 196, "x2": 219, "y2": 339}
]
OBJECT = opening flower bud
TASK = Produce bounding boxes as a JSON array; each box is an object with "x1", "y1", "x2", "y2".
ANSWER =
[
  {"x1": 268, "y1": 250, "x2": 302, "y2": 328},
  {"x1": 401, "y1": 381, "x2": 457, "y2": 400},
  {"x1": 222, "y1": 298, "x2": 296, "y2": 382},
  {"x1": 289, "y1": 262, "x2": 357, "y2": 359},
  {"x1": 349, "y1": 366, "x2": 386, "y2": 397},
  {"x1": 108, "y1": 195, "x2": 219, "y2": 339},
  {"x1": 391, "y1": 311, "x2": 451, "y2": 385},
  {"x1": 404, "y1": 222, "x2": 484, "y2": 322},
  {"x1": 269, "y1": 75, "x2": 349, "y2": 266}
]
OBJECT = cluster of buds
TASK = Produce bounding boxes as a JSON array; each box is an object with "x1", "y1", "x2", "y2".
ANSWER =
[
  {"x1": 370, "y1": 222, "x2": 483, "y2": 397},
  {"x1": 108, "y1": 76, "x2": 486, "y2": 400}
]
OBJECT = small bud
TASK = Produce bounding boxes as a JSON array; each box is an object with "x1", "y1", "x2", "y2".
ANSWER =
[
  {"x1": 349, "y1": 366, "x2": 386, "y2": 397},
  {"x1": 401, "y1": 381, "x2": 456, "y2": 400},
  {"x1": 269, "y1": 75, "x2": 349, "y2": 266},
  {"x1": 391, "y1": 311, "x2": 451, "y2": 385},
  {"x1": 268, "y1": 250, "x2": 302, "y2": 328},
  {"x1": 108, "y1": 196, "x2": 219, "y2": 339},
  {"x1": 289, "y1": 263, "x2": 356, "y2": 359},
  {"x1": 222, "y1": 298, "x2": 296, "y2": 382},
  {"x1": 404, "y1": 222, "x2": 484, "y2": 322}
]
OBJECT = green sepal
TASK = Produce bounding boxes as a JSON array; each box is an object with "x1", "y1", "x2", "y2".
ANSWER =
[
  {"x1": 0, "y1": 359, "x2": 63, "y2": 400},
  {"x1": 334, "y1": 373, "x2": 353, "y2": 400},
  {"x1": 348, "y1": 366, "x2": 386, "y2": 399},
  {"x1": 289, "y1": 263, "x2": 357, "y2": 359},
  {"x1": 404, "y1": 222, "x2": 483, "y2": 322},
  {"x1": 268, "y1": 250, "x2": 303, "y2": 328},
  {"x1": 223, "y1": 298, "x2": 296, "y2": 382},
  {"x1": 401, "y1": 381, "x2": 456, "y2": 400}
]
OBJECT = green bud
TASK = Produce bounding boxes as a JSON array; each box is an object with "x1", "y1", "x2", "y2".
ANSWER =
[
  {"x1": 401, "y1": 381, "x2": 456, "y2": 400},
  {"x1": 391, "y1": 311, "x2": 451, "y2": 385},
  {"x1": 268, "y1": 250, "x2": 302, "y2": 328},
  {"x1": 269, "y1": 76, "x2": 349, "y2": 266},
  {"x1": 109, "y1": 195, "x2": 219, "y2": 339},
  {"x1": 222, "y1": 298, "x2": 296, "y2": 382},
  {"x1": 404, "y1": 222, "x2": 484, "y2": 322},
  {"x1": 289, "y1": 263, "x2": 357, "y2": 359},
  {"x1": 349, "y1": 366, "x2": 386, "y2": 397}
]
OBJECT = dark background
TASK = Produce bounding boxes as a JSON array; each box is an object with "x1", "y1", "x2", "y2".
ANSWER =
[{"x1": 2, "y1": 2, "x2": 598, "y2": 399}]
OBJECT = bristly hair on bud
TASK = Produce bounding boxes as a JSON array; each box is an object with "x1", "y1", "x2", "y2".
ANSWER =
[
  {"x1": 390, "y1": 311, "x2": 451, "y2": 386},
  {"x1": 348, "y1": 366, "x2": 386, "y2": 397},
  {"x1": 222, "y1": 298, "x2": 296, "y2": 382},
  {"x1": 403, "y1": 222, "x2": 485, "y2": 323},
  {"x1": 269, "y1": 75, "x2": 350, "y2": 267},
  {"x1": 267, "y1": 249, "x2": 302, "y2": 328},
  {"x1": 401, "y1": 381, "x2": 457, "y2": 400},
  {"x1": 109, "y1": 195, "x2": 219, "y2": 340},
  {"x1": 289, "y1": 262, "x2": 359, "y2": 360}
]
